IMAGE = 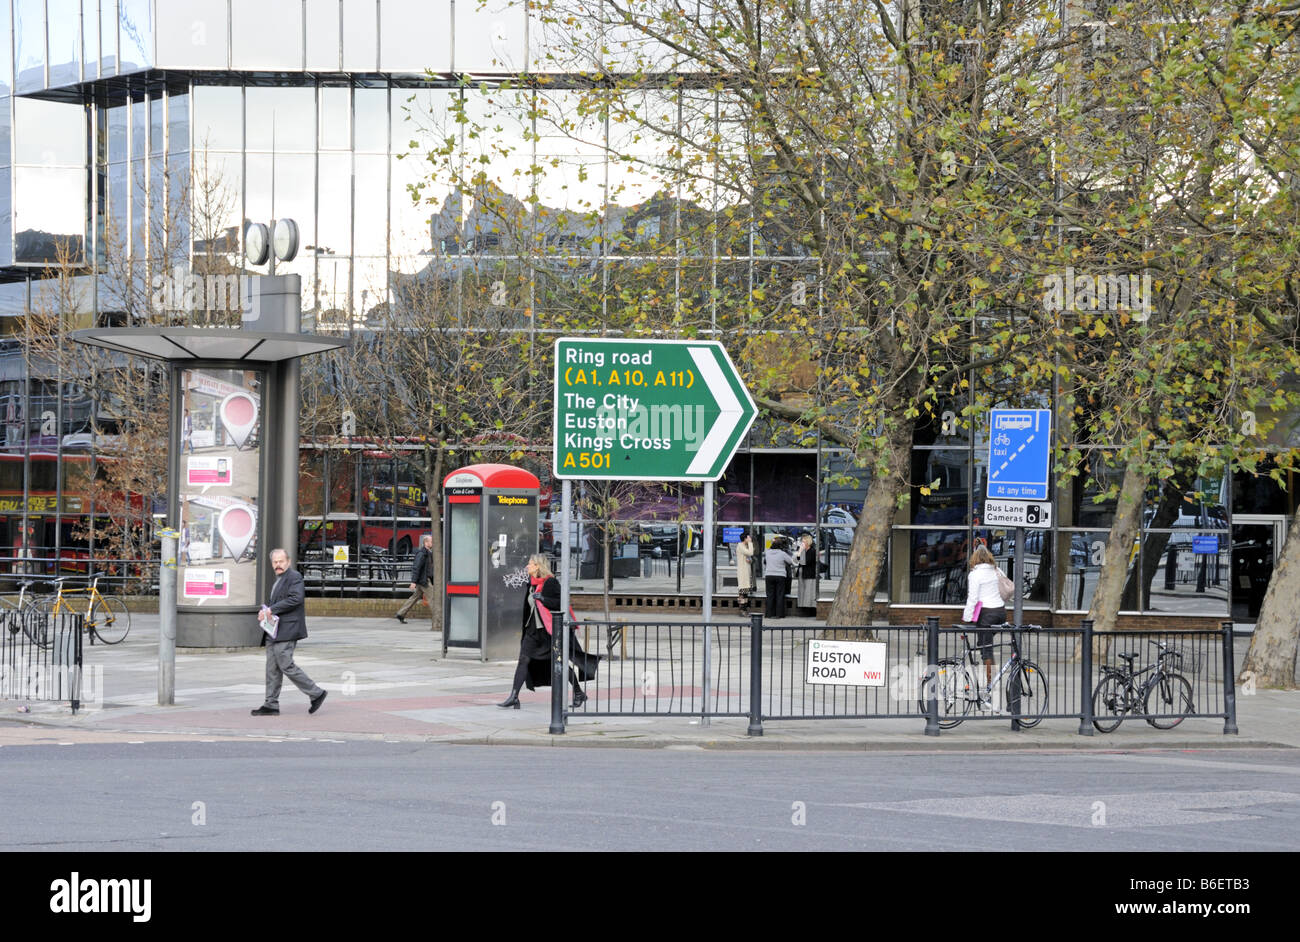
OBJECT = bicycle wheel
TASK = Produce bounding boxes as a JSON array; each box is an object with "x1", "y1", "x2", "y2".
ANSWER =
[
  {"x1": 1008, "y1": 660, "x2": 1048, "y2": 728},
  {"x1": 21, "y1": 604, "x2": 51, "y2": 648},
  {"x1": 918, "y1": 658, "x2": 970, "y2": 729},
  {"x1": 1144, "y1": 673, "x2": 1194, "y2": 729},
  {"x1": 1092, "y1": 673, "x2": 1130, "y2": 733},
  {"x1": 89, "y1": 596, "x2": 130, "y2": 644}
]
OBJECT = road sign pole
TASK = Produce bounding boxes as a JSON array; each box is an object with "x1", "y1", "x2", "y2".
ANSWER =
[
  {"x1": 1014, "y1": 525, "x2": 1024, "y2": 627},
  {"x1": 702, "y1": 481, "x2": 713, "y2": 726}
]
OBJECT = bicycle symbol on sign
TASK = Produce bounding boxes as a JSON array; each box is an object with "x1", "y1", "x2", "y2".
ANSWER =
[{"x1": 994, "y1": 432, "x2": 1011, "y2": 446}]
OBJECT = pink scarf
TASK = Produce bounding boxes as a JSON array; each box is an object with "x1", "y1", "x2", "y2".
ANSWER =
[{"x1": 530, "y1": 576, "x2": 555, "y2": 634}]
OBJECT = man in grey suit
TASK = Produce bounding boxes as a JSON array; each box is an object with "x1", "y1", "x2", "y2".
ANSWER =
[
  {"x1": 394, "y1": 533, "x2": 434, "y2": 623},
  {"x1": 252, "y1": 547, "x2": 327, "y2": 716}
]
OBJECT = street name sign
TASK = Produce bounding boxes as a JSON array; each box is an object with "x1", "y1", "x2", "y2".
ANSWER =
[
  {"x1": 553, "y1": 338, "x2": 757, "y2": 481},
  {"x1": 986, "y1": 408, "x2": 1052, "y2": 500},
  {"x1": 984, "y1": 499, "x2": 1053, "y2": 529},
  {"x1": 806, "y1": 639, "x2": 887, "y2": 687}
]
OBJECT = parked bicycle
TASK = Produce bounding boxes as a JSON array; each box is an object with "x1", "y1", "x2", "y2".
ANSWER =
[
  {"x1": 918, "y1": 624, "x2": 1049, "y2": 728},
  {"x1": 0, "y1": 579, "x2": 48, "y2": 647},
  {"x1": 1092, "y1": 640, "x2": 1194, "y2": 732},
  {"x1": 35, "y1": 573, "x2": 131, "y2": 645}
]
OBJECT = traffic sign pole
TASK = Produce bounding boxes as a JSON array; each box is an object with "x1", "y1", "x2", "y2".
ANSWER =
[{"x1": 702, "y1": 482, "x2": 713, "y2": 727}]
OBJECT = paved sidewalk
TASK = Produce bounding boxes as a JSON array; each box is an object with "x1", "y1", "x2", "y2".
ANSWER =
[{"x1": 2, "y1": 614, "x2": 1295, "y2": 750}]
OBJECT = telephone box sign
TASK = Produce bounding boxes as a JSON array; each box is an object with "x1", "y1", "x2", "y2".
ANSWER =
[{"x1": 553, "y1": 338, "x2": 756, "y2": 481}]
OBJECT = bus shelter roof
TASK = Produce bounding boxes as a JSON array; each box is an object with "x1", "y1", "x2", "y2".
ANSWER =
[{"x1": 69, "y1": 327, "x2": 347, "y2": 363}]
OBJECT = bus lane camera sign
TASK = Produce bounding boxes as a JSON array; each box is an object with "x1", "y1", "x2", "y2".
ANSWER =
[{"x1": 806, "y1": 639, "x2": 887, "y2": 687}]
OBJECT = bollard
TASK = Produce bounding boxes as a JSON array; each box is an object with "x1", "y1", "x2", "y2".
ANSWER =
[
  {"x1": 1221, "y1": 620, "x2": 1239, "y2": 735},
  {"x1": 746, "y1": 613, "x2": 763, "y2": 736},
  {"x1": 158, "y1": 530, "x2": 178, "y2": 706},
  {"x1": 1078, "y1": 619, "x2": 1094, "y2": 735},
  {"x1": 924, "y1": 616, "x2": 940, "y2": 736},
  {"x1": 549, "y1": 612, "x2": 566, "y2": 734}
]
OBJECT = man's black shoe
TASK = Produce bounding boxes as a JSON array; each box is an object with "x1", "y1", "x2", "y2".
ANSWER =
[
  {"x1": 395, "y1": 614, "x2": 406, "y2": 624},
  {"x1": 251, "y1": 706, "x2": 279, "y2": 716},
  {"x1": 309, "y1": 690, "x2": 328, "y2": 714}
]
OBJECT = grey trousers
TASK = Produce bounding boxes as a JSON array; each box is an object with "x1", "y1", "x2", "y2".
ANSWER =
[
  {"x1": 263, "y1": 640, "x2": 323, "y2": 709},
  {"x1": 395, "y1": 581, "x2": 434, "y2": 618}
]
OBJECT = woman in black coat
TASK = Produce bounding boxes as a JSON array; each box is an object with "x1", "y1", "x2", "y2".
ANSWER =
[{"x1": 498, "y1": 554, "x2": 596, "y2": 709}]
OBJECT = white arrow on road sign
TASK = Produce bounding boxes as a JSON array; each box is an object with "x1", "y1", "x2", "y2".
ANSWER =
[{"x1": 685, "y1": 346, "x2": 743, "y2": 476}]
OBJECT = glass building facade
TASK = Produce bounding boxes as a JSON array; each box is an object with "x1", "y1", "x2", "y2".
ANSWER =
[{"x1": 0, "y1": 1, "x2": 1290, "y2": 623}]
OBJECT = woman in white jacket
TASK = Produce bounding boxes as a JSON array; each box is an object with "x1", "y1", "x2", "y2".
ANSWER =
[{"x1": 962, "y1": 544, "x2": 1007, "y2": 683}]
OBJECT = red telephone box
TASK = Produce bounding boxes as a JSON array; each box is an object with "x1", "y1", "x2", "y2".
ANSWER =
[{"x1": 442, "y1": 464, "x2": 541, "y2": 660}]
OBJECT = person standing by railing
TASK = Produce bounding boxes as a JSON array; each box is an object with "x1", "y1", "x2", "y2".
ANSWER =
[
  {"x1": 736, "y1": 531, "x2": 755, "y2": 609},
  {"x1": 962, "y1": 544, "x2": 1007, "y2": 685},
  {"x1": 793, "y1": 532, "x2": 818, "y2": 617},
  {"x1": 763, "y1": 536, "x2": 795, "y2": 619}
]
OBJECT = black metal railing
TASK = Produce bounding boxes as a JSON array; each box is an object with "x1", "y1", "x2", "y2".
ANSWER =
[
  {"x1": 0, "y1": 608, "x2": 84, "y2": 713},
  {"x1": 556, "y1": 615, "x2": 1238, "y2": 737}
]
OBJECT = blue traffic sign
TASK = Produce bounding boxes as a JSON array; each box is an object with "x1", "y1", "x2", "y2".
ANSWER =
[
  {"x1": 1192, "y1": 535, "x2": 1219, "y2": 555},
  {"x1": 986, "y1": 409, "x2": 1052, "y2": 500}
]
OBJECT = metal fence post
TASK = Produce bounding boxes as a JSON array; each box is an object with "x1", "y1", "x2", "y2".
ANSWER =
[
  {"x1": 71, "y1": 613, "x2": 82, "y2": 714},
  {"x1": 924, "y1": 616, "x2": 940, "y2": 736},
  {"x1": 549, "y1": 613, "x2": 566, "y2": 735},
  {"x1": 1078, "y1": 619, "x2": 1094, "y2": 735},
  {"x1": 747, "y1": 612, "x2": 763, "y2": 736},
  {"x1": 1221, "y1": 620, "x2": 1239, "y2": 735}
]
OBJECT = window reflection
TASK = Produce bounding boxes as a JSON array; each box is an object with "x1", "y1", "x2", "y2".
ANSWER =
[
  {"x1": 106, "y1": 103, "x2": 129, "y2": 162},
  {"x1": 320, "y1": 87, "x2": 351, "y2": 150},
  {"x1": 381, "y1": 0, "x2": 450, "y2": 72},
  {"x1": 354, "y1": 154, "x2": 387, "y2": 256},
  {"x1": 305, "y1": 0, "x2": 342, "y2": 71},
  {"x1": 191, "y1": 150, "x2": 242, "y2": 255},
  {"x1": 0, "y1": 167, "x2": 12, "y2": 266},
  {"x1": 193, "y1": 86, "x2": 243, "y2": 151},
  {"x1": 454, "y1": 0, "x2": 526, "y2": 71},
  {"x1": 246, "y1": 87, "x2": 316, "y2": 152},
  {"x1": 354, "y1": 88, "x2": 388, "y2": 153},
  {"x1": 15, "y1": 99, "x2": 85, "y2": 166},
  {"x1": 48, "y1": 0, "x2": 84, "y2": 87},
  {"x1": 156, "y1": 0, "x2": 230, "y2": 69},
  {"x1": 14, "y1": 0, "x2": 46, "y2": 93},
  {"x1": 316, "y1": 152, "x2": 352, "y2": 256},
  {"x1": 119, "y1": 0, "x2": 154, "y2": 73},
  {"x1": 232, "y1": 0, "x2": 304, "y2": 70},
  {"x1": 100, "y1": 0, "x2": 117, "y2": 76},
  {"x1": 168, "y1": 93, "x2": 190, "y2": 154},
  {"x1": 14, "y1": 167, "x2": 86, "y2": 264},
  {"x1": 342, "y1": 0, "x2": 379, "y2": 72}
]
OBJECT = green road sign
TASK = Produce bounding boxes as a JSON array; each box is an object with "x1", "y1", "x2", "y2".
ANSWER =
[{"x1": 553, "y1": 338, "x2": 757, "y2": 481}]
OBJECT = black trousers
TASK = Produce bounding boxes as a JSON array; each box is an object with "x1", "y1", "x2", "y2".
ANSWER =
[{"x1": 764, "y1": 575, "x2": 787, "y2": 618}]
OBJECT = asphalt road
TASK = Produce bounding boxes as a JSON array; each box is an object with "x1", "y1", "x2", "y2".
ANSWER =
[{"x1": 2, "y1": 742, "x2": 1298, "y2": 852}]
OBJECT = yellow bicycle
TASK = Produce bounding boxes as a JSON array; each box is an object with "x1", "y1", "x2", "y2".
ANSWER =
[{"x1": 37, "y1": 574, "x2": 131, "y2": 645}]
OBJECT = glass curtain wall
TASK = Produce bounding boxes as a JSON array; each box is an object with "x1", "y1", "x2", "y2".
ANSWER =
[{"x1": 0, "y1": 2, "x2": 1264, "y2": 614}]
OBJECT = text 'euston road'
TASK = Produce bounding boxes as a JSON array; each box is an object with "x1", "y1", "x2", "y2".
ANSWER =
[{"x1": 553, "y1": 338, "x2": 756, "y2": 481}]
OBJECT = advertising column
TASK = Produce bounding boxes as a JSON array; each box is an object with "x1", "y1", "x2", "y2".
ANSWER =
[{"x1": 178, "y1": 368, "x2": 263, "y2": 610}]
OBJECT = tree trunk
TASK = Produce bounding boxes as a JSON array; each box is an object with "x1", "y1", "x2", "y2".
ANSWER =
[
  {"x1": 426, "y1": 446, "x2": 445, "y2": 632},
  {"x1": 826, "y1": 419, "x2": 913, "y2": 629},
  {"x1": 1086, "y1": 461, "x2": 1147, "y2": 636},
  {"x1": 1241, "y1": 503, "x2": 1300, "y2": 688}
]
